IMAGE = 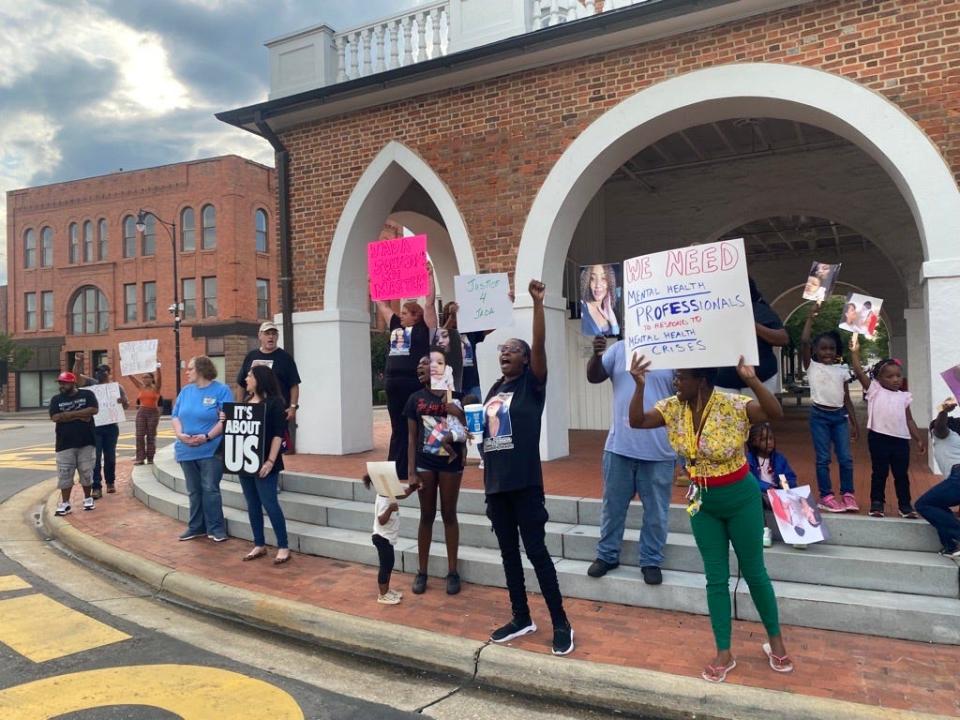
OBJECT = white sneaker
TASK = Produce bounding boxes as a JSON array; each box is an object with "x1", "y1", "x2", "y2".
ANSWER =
[
  {"x1": 83, "y1": 497, "x2": 95, "y2": 511},
  {"x1": 478, "y1": 461, "x2": 484, "y2": 470},
  {"x1": 762, "y1": 527, "x2": 772, "y2": 548},
  {"x1": 378, "y1": 591, "x2": 401, "y2": 605},
  {"x1": 793, "y1": 543, "x2": 808, "y2": 550},
  {"x1": 55, "y1": 502, "x2": 71, "y2": 516}
]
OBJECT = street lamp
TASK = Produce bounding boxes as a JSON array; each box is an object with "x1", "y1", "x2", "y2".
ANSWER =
[{"x1": 136, "y1": 210, "x2": 182, "y2": 396}]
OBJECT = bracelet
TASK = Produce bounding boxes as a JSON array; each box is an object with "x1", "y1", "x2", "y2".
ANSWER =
[{"x1": 265, "y1": 458, "x2": 275, "y2": 464}]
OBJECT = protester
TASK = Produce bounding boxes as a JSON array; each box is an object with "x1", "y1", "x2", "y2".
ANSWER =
[
  {"x1": 483, "y1": 280, "x2": 574, "y2": 656},
  {"x1": 585, "y1": 335, "x2": 675, "y2": 584},
  {"x1": 236, "y1": 321, "x2": 302, "y2": 451},
  {"x1": 915, "y1": 399, "x2": 960, "y2": 558},
  {"x1": 129, "y1": 363, "x2": 162, "y2": 465},
  {"x1": 73, "y1": 354, "x2": 129, "y2": 498},
  {"x1": 849, "y1": 335, "x2": 926, "y2": 518},
  {"x1": 801, "y1": 308, "x2": 860, "y2": 513},
  {"x1": 405, "y1": 352, "x2": 467, "y2": 594},
  {"x1": 435, "y1": 302, "x2": 463, "y2": 391},
  {"x1": 745, "y1": 423, "x2": 798, "y2": 548},
  {"x1": 49, "y1": 371, "x2": 99, "y2": 515},
  {"x1": 363, "y1": 473, "x2": 420, "y2": 604},
  {"x1": 232, "y1": 365, "x2": 291, "y2": 565},
  {"x1": 173, "y1": 355, "x2": 233, "y2": 542},
  {"x1": 375, "y1": 271, "x2": 438, "y2": 480},
  {"x1": 580, "y1": 264, "x2": 620, "y2": 337},
  {"x1": 629, "y1": 355, "x2": 791, "y2": 683}
]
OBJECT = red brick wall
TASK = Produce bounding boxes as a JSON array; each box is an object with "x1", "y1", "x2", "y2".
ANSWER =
[
  {"x1": 6, "y1": 155, "x2": 277, "y2": 405},
  {"x1": 278, "y1": 0, "x2": 959, "y2": 312}
]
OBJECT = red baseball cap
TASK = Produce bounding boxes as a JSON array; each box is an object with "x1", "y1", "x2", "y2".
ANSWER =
[{"x1": 57, "y1": 371, "x2": 77, "y2": 383}]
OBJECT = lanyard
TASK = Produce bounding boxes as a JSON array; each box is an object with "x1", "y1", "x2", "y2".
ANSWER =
[{"x1": 683, "y1": 390, "x2": 717, "y2": 486}]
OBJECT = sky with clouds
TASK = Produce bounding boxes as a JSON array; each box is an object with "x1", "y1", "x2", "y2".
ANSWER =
[{"x1": 0, "y1": 0, "x2": 426, "y2": 283}]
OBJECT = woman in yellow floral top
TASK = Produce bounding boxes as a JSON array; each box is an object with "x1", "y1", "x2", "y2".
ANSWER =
[{"x1": 628, "y1": 354, "x2": 792, "y2": 683}]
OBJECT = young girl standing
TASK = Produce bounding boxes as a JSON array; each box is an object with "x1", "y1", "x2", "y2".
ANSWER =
[
  {"x1": 363, "y1": 474, "x2": 419, "y2": 604},
  {"x1": 801, "y1": 307, "x2": 860, "y2": 513},
  {"x1": 849, "y1": 334, "x2": 927, "y2": 517}
]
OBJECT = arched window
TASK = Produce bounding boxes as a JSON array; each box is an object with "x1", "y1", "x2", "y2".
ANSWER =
[
  {"x1": 83, "y1": 220, "x2": 94, "y2": 262},
  {"x1": 23, "y1": 229, "x2": 36, "y2": 268},
  {"x1": 69, "y1": 223, "x2": 79, "y2": 263},
  {"x1": 181, "y1": 207, "x2": 195, "y2": 252},
  {"x1": 201, "y1": 204, "x2": 216, "y2": 250},
  {"x1": 98, "y1": 219, "x2": 108, "y2": 260},
  {"x1": 141, "y1": 213, "x2": 156, "y2": 256},
  {"x1": 255, "y1": 209, "x2": 268, "y2": 253},
  {"x1": 41, "y1": 227, "x2": 53, "y2": 266},
  {"x1": 69, "y1": 286, "x2": 109, "y2": 335},
  {"x1": 123, "y1": 215, "x2": 136, "y2": 257}
]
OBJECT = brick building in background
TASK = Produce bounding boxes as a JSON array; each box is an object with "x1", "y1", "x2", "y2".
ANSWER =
[{"x1": 5, "y1": 155, "x2": 277, "y2": 410}]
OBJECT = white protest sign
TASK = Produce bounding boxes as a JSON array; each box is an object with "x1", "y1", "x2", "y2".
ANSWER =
[
  {"x1": 91, "y1": 383, "x2": 126, "y2": 426},
  {"x1": 454, "y1": 274, "x2": 513, "y2": 333},
  {"x1": 366, "y1": 461, "x2": 405, "y2": 500},
  {"x1": 622, "y1": 238, "x2": 758, "y2": 370},
  {"x1": 119, "y1": 339, "x2": 158, "y2": 376}
]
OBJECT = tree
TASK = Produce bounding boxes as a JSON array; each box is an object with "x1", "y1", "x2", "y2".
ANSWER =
[
  {"x1": 785, "y1": 295, "x2": 889, "y2": 367},
  {"x1": 0, "y1": 334, "x2": 32, "y2": 378}
]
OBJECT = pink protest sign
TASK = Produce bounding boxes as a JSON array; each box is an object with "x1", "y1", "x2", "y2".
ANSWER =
[{"x1": 367, "y1": 234, "x2": 429, "y2": 301}]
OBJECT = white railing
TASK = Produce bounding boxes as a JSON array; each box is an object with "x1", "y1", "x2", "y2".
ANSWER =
[
  {"x1": 334, "y1": 1, "x2": 450, "y2": 82},
  {"x1": 531, "y1": 0, "x2": 652, "y2": 29}
]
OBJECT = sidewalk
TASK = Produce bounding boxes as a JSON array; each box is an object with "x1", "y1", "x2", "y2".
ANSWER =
[{"x1": 49, "y1": 459, "x2": 960, "y2": 719}]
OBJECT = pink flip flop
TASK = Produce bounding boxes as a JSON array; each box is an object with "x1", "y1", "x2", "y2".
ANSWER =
[
  {"x1": 762, "y1": 642, "x2": 794, "y2": 673},
  {"x1": 701, "y1": 659, "x2": 736, "y2": 683}
]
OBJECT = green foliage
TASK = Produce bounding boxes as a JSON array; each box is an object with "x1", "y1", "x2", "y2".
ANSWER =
[
  {"x1": 370, "y1": 331, "x2": 389, "y2": 403},
  {"x1": 785, "y1": 295, "x2": 889, "y2": 363},
  {"x1": 0, "y1": 334, "x2": 33, "y2": 370}
]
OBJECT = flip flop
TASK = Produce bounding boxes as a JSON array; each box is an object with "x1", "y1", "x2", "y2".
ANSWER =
[
  {"x1": 701, "y1": 659, "x2": 736, "y2": 683},
  {"x1": 242, "y1": 548, "x2": 267, "y2": 562},
  {"x1": 762, "y1": 642, "x2": 794, "y2": 673}
]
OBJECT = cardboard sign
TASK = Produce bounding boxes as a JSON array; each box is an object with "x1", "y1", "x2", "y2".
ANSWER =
[
  {"x1": 579, "y1": 264, "x2": 622, "y2": 337},
  {"x1": 838, "y1": 292, "x2": 883, "y2": 339},
  {"x1": 90, "y1": 383, "x2": 125, "y2": 426},
  {"x1": 119, "y1": 339, "x2": 158, "y2": 376},
  {"x1": 454, "y1": 273, "x2": 513, "y2": 333},
  {"x1": 941, "y1": 363, "x2": 960, "y2": 403},
  {"x1": 768, "y1": 485, "x2": 828, "y2": 546},
  {"x1": 622, "y1": 238, "x2": 758, "y2": 369},
  {"x1": 367, "y1": 234, "x2": 428, "y2": 301},
  {"x1": 222, "y1": 403, "x2": 266, "y2": 476},
  {"x1": 366, "y1": 461, "x2": 405, "y2": 500},
  {"x1": 802, "y1": 261, "x2": 841, "y2": 303}
]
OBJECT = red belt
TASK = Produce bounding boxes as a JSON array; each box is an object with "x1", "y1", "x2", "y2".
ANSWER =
[{"x1": 693, "y1": 464, "x2": 749, "y2": 488}]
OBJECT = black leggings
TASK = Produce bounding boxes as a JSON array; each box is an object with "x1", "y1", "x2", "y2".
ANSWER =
[
  {"x1": 386, "y1": 375, "x2": 421, "y2": 480},
  {"x1": 868, "y1": 430, "x2": 912, "y2": 508},
  {"x1": 372, "y1": 534, "x2": 395, "y2": 585}
]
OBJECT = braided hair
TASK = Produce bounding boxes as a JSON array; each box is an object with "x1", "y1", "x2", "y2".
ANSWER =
[
  {"x1": 748, "y1": 422, "x2": 775, "y2": 455},
  {"x1": 869, "y1": 357, "x2": 902, "y2": 380}
]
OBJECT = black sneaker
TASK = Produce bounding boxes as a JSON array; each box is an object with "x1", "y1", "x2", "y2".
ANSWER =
[
  {"x1": 552, "y1": 624, "x2": 575, "y2": 656},
  {"x1": 868, "y1": 503, "x2": 884, "y2": 518},
  {"x1": 412, "y1": 572, "x2": 428, "y2": 594},
  {"x1": 207, "y1": 534, "x2": 228, "y2": 543},
  {"x1": 178, "y1": 531, "x2": 204, "y2": 541},
  {"x1": 586, "y1": 558, "x2": 618, "y2": 578},
  {"x1": 445, "y1": 572, "x2": 461, "y2": 595},
  {"x1": 490, "y1": 616, "x2": 537, "y2": 643},
  {"x1": 641, "y1": 566, "x2": 663, "y2": 585},
  {"x1": 899, "y1": 506, "x2": 919, "y2": 519}
]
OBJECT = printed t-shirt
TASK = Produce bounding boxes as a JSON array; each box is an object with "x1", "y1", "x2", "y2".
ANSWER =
[
  {"x1": 933, "y1": 419, "x2": 960, "y2": 477},
  {"x1": 460, "y1": 332, "x2": 486, "y2": 391},
  {"x1": 385, "y1": 315, "x2": 430, "y2": 380},
  {"x1": 236, "y1": 396, "x2": 287, "y2": 477},
  {"x1": 373, "y1": 495, "x2": 400, "y2": 544},
  {"x1": 482, "y1": 368, "x2": 546, "y2": 494},
  {"x1": 403, "y1": 388, "x2": 465, "y2": 472},
  {"x1": 807, "y1": 360, "x2": 850, "y2": 408},
  {"x1": 172, "y1": 381, "x2": 235, "y2": 462},
  {"x1": 654, "y1": 391, "x2": 751, "y2": 480},
  {"x1": 715, "y1": 301, "x2": 784, "y2": 388},
  {"x1": 49, "y1": 389, "x2": 99, "y2": 451},
  {"x1": 237, "y1": 347, "x2": 302, "y2": 406},
  {"x1": 866, "y1": 382, "x2": 911, "y2": 439},
  {"x1": 601, "y1": 341, "x2": 674, "y2": 462}
]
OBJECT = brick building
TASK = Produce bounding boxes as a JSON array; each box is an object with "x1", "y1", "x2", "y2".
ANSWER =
[
  {"x1": 5, "y1": 155, "x2": 277, "y2": 410},
  {"x1": 219, "y1": 0, "x2": 960, "y2": 459}
]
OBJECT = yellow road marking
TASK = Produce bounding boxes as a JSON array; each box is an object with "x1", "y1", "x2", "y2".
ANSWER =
[
  {"x1": 0, "y1": 431, "x2": 175, "y2": 470},
  {"x1": 0, "y1": 594, "x2": 130, "y2": 662},
  {"x1": 0, "y1": 576, "x2": 31, "y2": 592},
  {"x1": 0, "y1": 664, "x2": 305, "y2": 719}
]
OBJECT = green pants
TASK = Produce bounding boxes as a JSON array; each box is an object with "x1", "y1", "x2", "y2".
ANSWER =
[{"x1": 690, "y1": 474, "x2": 781, "y2": 650}]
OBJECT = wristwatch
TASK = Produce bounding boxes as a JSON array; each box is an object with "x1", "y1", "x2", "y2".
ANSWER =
[
  {"x1": 289, "y1": 404, "x2": 299, "y2": 410},
  {"x1": 205, "y1": 433, "x2": 211, "y2": 442}
]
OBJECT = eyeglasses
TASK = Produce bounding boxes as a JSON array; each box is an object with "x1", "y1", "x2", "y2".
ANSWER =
[{"x1": 497, "y1": 344, "x2": 524, "y2": 354}]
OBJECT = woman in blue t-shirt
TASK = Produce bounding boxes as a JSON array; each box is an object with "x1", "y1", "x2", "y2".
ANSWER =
[{"x1": 172, "y1": 355, "x2": 234, "y2": 543}]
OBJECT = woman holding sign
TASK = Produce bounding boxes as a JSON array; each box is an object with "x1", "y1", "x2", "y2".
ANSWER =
[
  {"x1": 628, "y1": 357, "x2": 792, "y2": 683},
  {"x1": 129, "y1": 363, "x2": 162, "y2": 465}
]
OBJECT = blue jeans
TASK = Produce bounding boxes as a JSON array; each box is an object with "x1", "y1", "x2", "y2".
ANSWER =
[
  {"x1": 915, "y1": 465, "x2": 960, "y2": 552},
  {"x1": 597, "y1": 451, "x2": 674, "y2": 567},
  {"x1": 239, "y1": 471, "x2": 288, "y2": 549},
  {"x1": 809, "y1": 405, "x2": 854, "y2": 497},
  {"x1": 180, "y1": 457, "x2": 226, "y2": 538},
  {"x1": 93, "y1": 423, "x2": 119, "y2": 490}
]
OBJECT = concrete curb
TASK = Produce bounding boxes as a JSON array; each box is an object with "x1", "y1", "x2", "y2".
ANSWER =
[{"x1": 40, "y1": 489, "x2": 949, "y2": 720}]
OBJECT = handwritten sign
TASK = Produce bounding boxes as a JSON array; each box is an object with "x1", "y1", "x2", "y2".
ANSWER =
[
  {"x1": 454, "y1": 273, "x2": 513, "y2": 333},
  {"x1": 367, "y1": 234, "x2": 428, "y2": 301},
  {"x1": 622, "y1": 238, "x2": 758, "y2": 370},
  {"x1": 222, "y1": 403, "x2": 266, "y2": 476},
  {"x1": 91, "y1": 383, "x2": 125, "y2": 426},
  {"x1": 119, "y1": 339, "x2": 158, "y2": 377}
]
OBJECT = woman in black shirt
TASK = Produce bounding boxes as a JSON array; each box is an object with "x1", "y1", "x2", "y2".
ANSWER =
[{"x1": 483, "y1": 280, "x2": 573, "y2": 656}]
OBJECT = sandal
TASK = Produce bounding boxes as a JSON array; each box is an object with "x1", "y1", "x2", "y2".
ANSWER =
[
  {"x1": 273, "y1": 551, "x2": 292, "y2": 565},
  {"x1": 762, "y1": 642, "x2": 794, "y2": 673},
  {"x1": 701, "y1": 659, "x2": 736, "y2": 683},
  {"x1": 242, "y1": 548, "x2": 267, "y2": 562}
]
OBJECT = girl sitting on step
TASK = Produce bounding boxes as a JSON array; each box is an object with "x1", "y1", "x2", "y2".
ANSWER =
[{"x1": 745, "y1": 423, "x2": 798, "y2": 547}]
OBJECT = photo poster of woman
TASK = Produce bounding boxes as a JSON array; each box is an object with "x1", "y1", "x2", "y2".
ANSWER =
[
  {"x1": 579, "y1": 263, "x2": 622, "y2": 337},
  {"x1": 768, "y1": 485, "x2": 829, "y2": 545},
  {"x1": 941, "y1": 363, "x2": 960, "y2": 403},
  {"x1": 802, "y1": 261, "x2": 842, "y2": 303},
  {"x1": 838, "y1": 292, "x2": 884, "y2": 339}
]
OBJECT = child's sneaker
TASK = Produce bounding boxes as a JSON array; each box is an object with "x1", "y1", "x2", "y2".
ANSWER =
[
  {"x1": 762, "y1": 527, "x2": 772, "y2": 548},
  {"x1": 377, "y1": 591, "x2": 401, "y2": 605},
  {"x1": 552, "y1": 624, "x2": 575, "y2": 656},
  {"x1": 818, "y1": 494, "x2": 844, "y2": 513},
  {"x1": 841, "y1": 493, "x2": 859, "y2": 512},
  {"x1": 82, "y1": 497, "x2": 95, "y2": 511},
  {"x1": 54, "y1": 502, "x2": 71, "y2": 516},
  {"x1": 490, "y1": 616, "x2": 537, "y2": 643},
  {"x1": 899, "y1": 506, "x2": 920, "y2": 519},
  {"x1": 793, "y1": 543, "x2": 808, "y2": 550},
  {"x1": 868, "y1": 503, "x2": 884, "y2": 518}
]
